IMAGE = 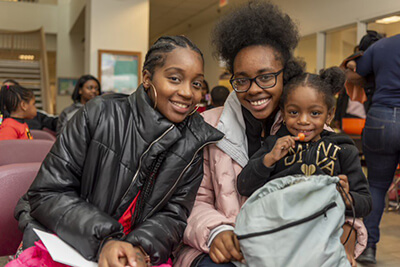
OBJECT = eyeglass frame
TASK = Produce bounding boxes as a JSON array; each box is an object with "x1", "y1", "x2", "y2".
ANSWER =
[{"x1": 229, "y1": 69, "x2": 284, "y2": 93}]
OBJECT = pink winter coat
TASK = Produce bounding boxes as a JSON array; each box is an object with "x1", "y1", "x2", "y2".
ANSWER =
[
  {"x1": 175, "y1": 92, "x2": 281, "y2": 266},
  {"x1": 174, "y1": 106, "x2": 247, "y2": 267},
  {"x1": 174, "y1": 93, "x2": 367, "y2": 267}
]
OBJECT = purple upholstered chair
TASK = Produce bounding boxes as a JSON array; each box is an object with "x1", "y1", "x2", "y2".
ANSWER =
[
  {"x1": 0, "y1": 139, "x2": 53, "y2": 166},
  {"x1": 30, "y1": 129, "x2": 57, "y2": 142},
  {"x1": 0, "y1": 162, "x2": 41, "y2": 256}
]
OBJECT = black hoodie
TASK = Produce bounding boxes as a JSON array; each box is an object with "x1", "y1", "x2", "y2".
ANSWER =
[{"x1": 237, "y1": 126, "x2": 372, "y2": 218}]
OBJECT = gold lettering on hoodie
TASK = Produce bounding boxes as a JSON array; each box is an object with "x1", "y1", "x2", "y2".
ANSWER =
[
  {"x1": 285, "y1": 144, "x2": 304, "y2": 166},
  {"x1": 283, "y1": 141, "x2": 341, "y2": 176}
]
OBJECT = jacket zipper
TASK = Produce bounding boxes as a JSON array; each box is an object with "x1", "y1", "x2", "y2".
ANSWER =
[
  {"x1": 236, "y1": 202, "x2": 337, "y2": 240},
  {"x1": 142, "y1": 137, "x2": 223, "y2": 222},
  {"x1": 120, "y1": 125, "x2": 175, "y2": 201}
]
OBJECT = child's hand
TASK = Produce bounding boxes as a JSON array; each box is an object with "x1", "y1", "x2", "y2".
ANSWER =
[
  {"x1": 99, "y1": 240, "x2": 147, "y2": 267},
  {"x1": 337, "y1": 174, "x2": 353, "y2": 208},
  {"x1": 263, "y1": 135, "x2": 299, "y2": 167},
  {"x1": 210, "y1": 230, "x2": 244, "y2": 264}
]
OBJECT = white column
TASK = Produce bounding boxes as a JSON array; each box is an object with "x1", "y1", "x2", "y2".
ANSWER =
[
  {"x1": 316, "y1": 32, "x2": 326, "y2": 72},
  {"x1": 357, "y1": 21, "x2": 367, "y2": 44}
]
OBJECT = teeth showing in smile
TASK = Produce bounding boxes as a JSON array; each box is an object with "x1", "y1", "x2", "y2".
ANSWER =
[
  {"x1": 249, "y1": 98, "x2": 268, "y2": 106},
  {"x1": 172, "y1": 101, "x2": 189, "y2": 108}
]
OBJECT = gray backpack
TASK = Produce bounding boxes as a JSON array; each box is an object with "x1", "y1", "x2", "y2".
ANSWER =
[{"x1": 234, "y1": 175, "x2": 351, "y2": 267}]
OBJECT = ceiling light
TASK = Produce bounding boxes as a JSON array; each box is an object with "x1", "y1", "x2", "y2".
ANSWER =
[
  {"x1": 19, "y1": 55, "x2": 35, "y2": 61},
  {"x1": 375, "y1": 16, "x2": 400, "y2": 24}
]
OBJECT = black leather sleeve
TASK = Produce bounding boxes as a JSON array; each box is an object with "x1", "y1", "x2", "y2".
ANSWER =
[
  {"x1": 27, "y1": 99, "x2": 123, "y2": 261},
  {"x1": 124, "y1": 153, "x2": 204, "y2": 265}
]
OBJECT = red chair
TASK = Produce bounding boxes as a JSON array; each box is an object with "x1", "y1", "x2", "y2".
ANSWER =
[
  {"x1": 0, "y1": 162, "x2": 41, "y2": 256},
  {"x1": 0, "y1": 140, "x2": 53, "y2": 166},
  {"x1": 30, "y1": 129, "x2": 57, "y2": 141}
]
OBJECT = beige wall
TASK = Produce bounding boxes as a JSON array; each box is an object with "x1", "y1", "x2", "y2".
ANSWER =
[
  {"x1": 368, "y1": 21, "x2": 400, "y2": 37},
  {"x1": 184, "y1": 21, "x2": 220, "y2": 90},
  {"x1": 0, "y1": 1, "x2": 58, "y2": 33},
  {"x1": 85, "y1": 0, "x2": 149, "y2": 77},
  {"x1": 180, "y1": 0, "x2": 400, "y2": 83},
  {"x1": 325, "y1": 26, "x2": 357, "y2": 68},
  {"x1": 295, "y1": 34, "x2": 317, "y2": 73}
]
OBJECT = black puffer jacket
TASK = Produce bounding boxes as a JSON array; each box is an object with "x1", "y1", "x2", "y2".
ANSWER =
[{"x1": 24, "y1": 86, "x2": 223, "y2": 264}]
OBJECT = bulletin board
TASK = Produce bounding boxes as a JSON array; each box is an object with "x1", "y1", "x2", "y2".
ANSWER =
[{"x1": 98, "y1": 50, "x2": 141, "y2": 94}]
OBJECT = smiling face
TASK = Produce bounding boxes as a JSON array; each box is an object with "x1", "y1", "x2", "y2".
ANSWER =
[
  {"x1": 283, "y1": 85, "x2": 334, "y2": 142},
  {"x1": 233, "y1": 45, "x2": 284, "y2": 120},
  {"x1": 143, "y1": 47, "x2": 204, "y2": 123},
  {"x1": 79, "y1": 79, "x2": 100, "y2": 104}
]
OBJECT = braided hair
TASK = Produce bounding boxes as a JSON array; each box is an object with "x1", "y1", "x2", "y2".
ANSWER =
[
  {"x1": 132, "y1": 117, "x2": 189, "y2": 226},
  {"x1": 0, "y1": 84, "x2": 34, "y2": 118},
  {"x1": 143, "y1": 35, "x2": 204, "y2": 78}
]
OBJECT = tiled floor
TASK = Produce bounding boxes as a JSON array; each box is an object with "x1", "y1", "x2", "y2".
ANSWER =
[{"x1": 1, "y1": 212, "x2": 399, "y2": 267}]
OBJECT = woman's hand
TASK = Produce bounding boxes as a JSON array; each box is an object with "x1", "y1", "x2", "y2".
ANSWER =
[
  {"x1": 209, "y1": 230, "x2": 244, "y2": 264},
  {"x1": 337, "y1": 174, "x2": 353, "y2": 209},
  {"x1": 99, "y1": 240, "x2": 147, "y2": 267},
  {"x1": 263, "y1": 135, "x2": 299, "y2": 167}
]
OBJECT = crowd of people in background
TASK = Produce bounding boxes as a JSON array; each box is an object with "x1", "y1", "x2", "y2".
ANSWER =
[{"x1": 1, "y1": 0, "x2": 399, "y2": 266}]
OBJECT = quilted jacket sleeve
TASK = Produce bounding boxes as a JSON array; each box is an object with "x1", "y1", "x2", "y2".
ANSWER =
[
  {"x1": 183, "y1": 145, "x2": 239, "y2": 253},
  {"x1": 124, "y1": 153, "x2": 204, "y2": 265},
  {"x1": 28, "y1": 99, "x2": 123, "y2": 261}
]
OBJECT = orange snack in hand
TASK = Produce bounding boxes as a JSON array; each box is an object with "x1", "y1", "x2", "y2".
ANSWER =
[{"x1": 298, "y1": 133, "x2": 305, "y2": 141}]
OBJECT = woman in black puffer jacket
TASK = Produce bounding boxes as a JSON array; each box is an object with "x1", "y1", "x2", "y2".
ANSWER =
[{"x1": 15, "y1": 36, "x2": 223, "y2": 267}]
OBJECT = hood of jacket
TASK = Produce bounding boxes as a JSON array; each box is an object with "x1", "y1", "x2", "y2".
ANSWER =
[{"x1": 216, "y1": 92, "x2": 282, "y2": 167}]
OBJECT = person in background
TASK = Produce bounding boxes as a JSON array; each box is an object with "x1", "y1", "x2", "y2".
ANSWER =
[
  {"x1": 334, "y1": 31, "x2": 383, "y2": 130},
  {"x1": 209, "y1": 85, "x2": 230, "y2": 109},
  {"x1": 56, "y1": 74, "x2": 101, "y2": 135},
  {"x1": 345, "y1": 33, "x2": 400, "y2": 264},
  {"x1": 1, "y1": 79, "x2": 58, "y2": 132},
  {"x1": 0, "y1": 84, "x2": 37, "y2": 140},
  {"x1": 10, "y1": 35, "x2": 223, "y2": 267},
  {"x1": 198, "y1": 80, "x2": 210, "y2": 113}
]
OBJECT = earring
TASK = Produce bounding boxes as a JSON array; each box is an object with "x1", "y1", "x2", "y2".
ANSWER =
[
  {"x1": 146, "y1": 83, "x2": 158, "y2": 109},
  {"x1": 282, "y1": 120, "x2": 286, "y2": 125},
  {"x1": 189, "y1": 105, "x2": 199, "y2": 116}
]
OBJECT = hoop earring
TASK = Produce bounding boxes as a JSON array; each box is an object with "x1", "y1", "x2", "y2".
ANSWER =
[
  {"x1": 189, "y1": 105, "x2": 199, "y2": 116},
  {"x1": 147, "y1": 83, "x2": 158, "y2": 109},
  {"x1": 282, "y1": 120, "x2": 286, "y2": 125}
]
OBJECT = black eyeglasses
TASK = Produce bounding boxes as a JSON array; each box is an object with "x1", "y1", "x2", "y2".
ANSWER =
[{"x1": 230, "y1": 69, "x2": 283, "y2": 93}]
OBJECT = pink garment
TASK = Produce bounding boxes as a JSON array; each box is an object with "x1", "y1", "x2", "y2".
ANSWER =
[
  {"x1": 175, "y1": 107, "x2": 247, "y2": 266},
  {"x1": 5, "y1": 241, "x2": 69, "y2": 267},
  {"x1": 6, "y1": 241, "x2": 172, "y2": 267}
]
